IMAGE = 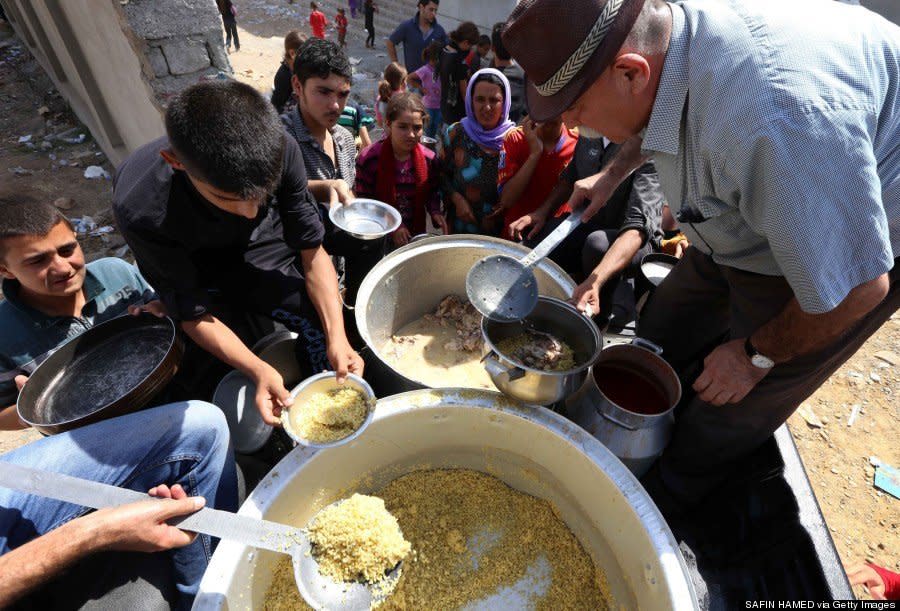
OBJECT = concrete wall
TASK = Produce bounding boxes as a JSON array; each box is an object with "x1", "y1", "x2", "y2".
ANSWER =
[
  {"x1": 0, "y1": 0, "x2": 165, "y2": 166},
  {"x1": 121, "y1": 0, "x2": 231, "y2": 100},
  {"x1": 0, "y1": 0, "x2": 230, "y2": 167}
]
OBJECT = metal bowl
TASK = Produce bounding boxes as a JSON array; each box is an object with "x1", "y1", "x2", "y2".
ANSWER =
[
  {"x1": 282, "y1": 372, "x2": 376, "y2": 448},
  {"x1": 17, "y1": 314, "x2": 183, "y2": 435},
  {"x1": 329, "y1": 198, "x2": 401, "y2": 240},
  {"x1": 420, "y1": 136, "x2": 438, "y2": 151},
  {"x1": 482, "y1": 297, "x2": 603, "y2": 405}
]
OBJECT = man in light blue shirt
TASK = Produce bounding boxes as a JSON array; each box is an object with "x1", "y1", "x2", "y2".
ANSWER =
[
  {"x1": 387, "y1": 0, "x2": 447, "y2": 72},
  {"x1": 503, "y1": 0, "x2": 900, "y2": 512}
]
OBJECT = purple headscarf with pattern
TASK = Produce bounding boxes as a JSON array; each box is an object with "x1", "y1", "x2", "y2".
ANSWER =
[{"x1": 461, "y1": 68, "x2": 516, "y2": 151}]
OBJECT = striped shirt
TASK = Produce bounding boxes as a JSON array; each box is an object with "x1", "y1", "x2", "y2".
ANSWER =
[
  {"x1": 281, "y1": 108, "x2": 357, "y2": 191},
  {"x1": 642, "y1": 0, "x2": 900, "y2": 313}
]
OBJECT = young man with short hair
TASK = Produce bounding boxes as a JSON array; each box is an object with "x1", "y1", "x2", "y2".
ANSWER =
[
  {"x1": 113, "y1": 80, "x2": 363, "y2": 427},
  {"x1": 490, "y1": 22, "x2": 525, "y2": 123},
  {"x1": 0, "y1": 198, "x2": 238, "y2": 609},
  {"x1": 387, "y1": 0, "x2": 447, "y2": 72},
  {"x1": 283, "y1": 39, "x2": 358, "y2": 207},
  {"x1": 0, "y1": 198, "x2": 157, "y2": 420},
  {"x1": 282, "y1": 39, "x2": 379, "y2": 305}
]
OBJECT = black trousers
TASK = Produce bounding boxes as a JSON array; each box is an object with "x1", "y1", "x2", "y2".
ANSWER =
[
  {"x1": 224, "y1": 20, "x2": 239, "y2": 49},
  {"x1": 638, "y1": 249, "x2": 900, "y2": 515},
  {"x1": 365, "y1": 23, "x2": 375, "y2": 46}
]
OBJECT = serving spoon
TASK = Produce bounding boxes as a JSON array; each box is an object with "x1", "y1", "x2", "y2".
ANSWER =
[
  {"x1": 0, "y1": 463, "x2": 401, "y2": 609},
  {"x1": 466, "y1": 207, "x2": 584, "y2": 322}
]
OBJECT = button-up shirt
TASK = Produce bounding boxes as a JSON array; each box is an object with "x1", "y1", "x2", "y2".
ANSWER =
[
  {"x1": 282, "y1": 108, "x2": 357, "y2": 191},
  {"x1": 388, "y1": 12, "x2": 447, "y2": 73},
  {"x1": 643, "y1": 0, "x2": 900, "y2": 313},
  {"x1": 0, "y1": 257, "x2": 154, "y2": 404},
  {"x1": 114, "y1": 135, "x2": 324, "y2": 321}
]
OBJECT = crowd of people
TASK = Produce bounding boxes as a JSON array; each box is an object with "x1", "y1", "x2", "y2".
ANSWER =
[
  {"x1": 260, "y1": 1, "x2": 675, "y2": 330},
  {"x1": 0, "y1": 0, "x2": 898, "y2": 606}
]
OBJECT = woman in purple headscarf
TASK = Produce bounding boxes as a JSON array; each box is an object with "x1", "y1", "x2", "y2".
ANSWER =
[
  {"x1": 440, "y1": 68, "x2": 516, "y2": 235},
  {"x1": 348, "y1": 0, "x2": 358, "y2": 19}
]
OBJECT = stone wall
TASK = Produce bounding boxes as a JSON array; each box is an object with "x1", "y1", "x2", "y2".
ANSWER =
[{"x1": 121, "y1": 0, "x2": 231, "y2": 102}]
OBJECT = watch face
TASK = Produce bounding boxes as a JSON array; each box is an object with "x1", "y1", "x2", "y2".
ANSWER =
[{"x1": 751, "y1": 354, "x2": 775, "y2": 369}]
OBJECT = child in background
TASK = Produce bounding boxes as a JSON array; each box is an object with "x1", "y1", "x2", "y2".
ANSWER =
[
  {"x1": 271, "y1": 30, "x2": 307, "y2": 113},
  {"x1": 375, "y1": 62, "x2": 407, "y2": 127},
  {"x1": 335, "y1": 8, "x2": 348, "y2": 47},
  {"x1": 309, "y1": 2, "x2": 326, "y2": 39},
  {"x1": 364, "y1": 0, "x2": 377, "y2": 49},
  {"x1": 355, "y1": 93, "x2": 448, "y2": 247},
  {"x1": 466, "y1": 35, "x2": 492, "y2": 72},
  {"x1": 408, "y1": 41, "x2": 443, "y2": 139}
]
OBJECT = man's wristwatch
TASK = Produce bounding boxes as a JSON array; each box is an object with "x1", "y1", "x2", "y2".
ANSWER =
[{"x1": 744, "y1": 337, "x2": 775, "y2": 369}]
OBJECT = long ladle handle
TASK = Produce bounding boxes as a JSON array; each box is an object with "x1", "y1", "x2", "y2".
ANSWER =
[
  {"x1": 0, "y1": 463, "x2": 299, "y2": 555},
  {"x1": 520, "y1": 207, "x2": 584, "y2": 269}
]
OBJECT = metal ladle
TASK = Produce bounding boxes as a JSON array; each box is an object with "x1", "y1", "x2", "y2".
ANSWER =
[
  {"x1": 0, "y1": 463, "x2": 401, "y2": 610},
  {"x1": 466, "y1": 208, "x2": 584, "y2": 322}
]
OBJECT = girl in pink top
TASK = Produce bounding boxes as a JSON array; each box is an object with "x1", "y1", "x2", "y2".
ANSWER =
[{"x1": 408, "y1": 41, "x2": 443, "y2": 138}]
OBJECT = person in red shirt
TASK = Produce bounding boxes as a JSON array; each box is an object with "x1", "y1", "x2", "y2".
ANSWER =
[
  {"x1": 309, "y1": 2, "x2": 327, "y2": 39},
  {"x1": 848, "y1": 563, "x2": 900, "y2": 600},
  {"x1": 493, "y1": 116, "x2": 577, "y2": 239},
  {"x1": 335, "y1": 8, "x2": 348, "y2": 47}
]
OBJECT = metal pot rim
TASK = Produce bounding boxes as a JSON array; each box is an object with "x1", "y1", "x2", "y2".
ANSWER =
[
  {"x1": 206, "y1": 388, "x2": 698, "y2": 610},
  {"x1": 591, "y1": 344, "x2": 683, "y2": 420},
  {"x1": 354, "y1": 236, "x2": 577, "y2": 390}
]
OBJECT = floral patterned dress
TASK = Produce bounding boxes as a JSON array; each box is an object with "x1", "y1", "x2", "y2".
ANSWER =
[{"x1": 440, "y1": 122, "x2": 502, "y2": 235}]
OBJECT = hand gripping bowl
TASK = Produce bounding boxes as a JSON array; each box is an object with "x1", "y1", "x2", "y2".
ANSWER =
[
  {"x1": 193, "y1": 389, "x2": 698, "y2": 610},
  {"x1": 282, "y1": 372, "x2": 376, "y2": 448},
  {"x1": 329, "y1": 198, "x2": 402, "y2": 240}
]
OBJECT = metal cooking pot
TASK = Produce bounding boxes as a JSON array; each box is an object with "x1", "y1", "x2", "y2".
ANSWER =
[
  {"x1": 566, "y1": 338, "x2": 681, "y2": 477},
  {"x1": 481, "y1": 297, "x2": 602, "y2": 405},
  {"x1": 17, "y1": 314, "x2": 183, "y2": 435},
  {"x1": 193, "y1": 388, "x2": 698, "y2": 610},
  {"x1": 354, "y1": 235, "x2": 576, "y2": 396}
]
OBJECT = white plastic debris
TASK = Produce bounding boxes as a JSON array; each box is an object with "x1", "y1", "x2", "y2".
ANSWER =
[
  {"x1": 18, "y1": 135, "x2": 32, "y2": 143},
  {"x1": 847, "y1": 404, "x2": 861, "y2": 427},
  {"x1": 71, "y1": 216, "x2": 97, "y2": 235},
  {"x1": 83, "y1": 165, "x2": 110, "y2": 180}
]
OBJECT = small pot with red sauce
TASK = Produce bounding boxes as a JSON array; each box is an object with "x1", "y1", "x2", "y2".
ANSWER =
[{"x1": 565, "y1": 338, "x2": 681, "y2": 477}]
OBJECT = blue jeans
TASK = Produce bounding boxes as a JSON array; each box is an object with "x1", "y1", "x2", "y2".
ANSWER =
[
  {"x1": 0, "y1": 401, "x2": 238, "y2": 609},
  {"x1": 426, "y1": 107, "x2": 442, "y2": 139}
]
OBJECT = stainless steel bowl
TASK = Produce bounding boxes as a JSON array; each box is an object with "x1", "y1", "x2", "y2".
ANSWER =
[
  {"x1": 482, "y1": 297, "x2": 603, "y2": 405},
  {"x1": 282, "y1": 372, "x2": 376, "y2": 448},
  {"x1": 329, "y1": 198, "x2": 401, "y2": 240}
]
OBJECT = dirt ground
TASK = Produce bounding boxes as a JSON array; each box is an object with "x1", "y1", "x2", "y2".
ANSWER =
[{"x1": 1, "y1": 4, "x2": 898, "y2": 601}]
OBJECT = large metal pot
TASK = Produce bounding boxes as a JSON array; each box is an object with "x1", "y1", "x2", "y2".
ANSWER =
[
  {"x1": 355, "y1": 235, "x2": 576, "y2": 396},
  {"x1": 566, "y1": 339, "x2": 682, "y2": 476},
  {"x1": 482, "y1": 296, "x2": 602, "y2": 405},
  {"x1": 193, "y1": 388, "x2": 697, "y2": 610}
]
